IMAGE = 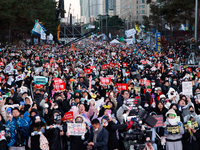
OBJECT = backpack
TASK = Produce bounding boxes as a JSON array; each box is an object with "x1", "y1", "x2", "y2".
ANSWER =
[{"x1": 15, "y1": 124, "x2": 25, "y2": 146}]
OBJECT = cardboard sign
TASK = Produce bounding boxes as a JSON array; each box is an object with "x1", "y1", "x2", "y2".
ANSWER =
[
  {"x1": 62, "y1": 111, "x2": 74, "y2": 122},
  {"x1": 122, "y1": 62, "x2": 128, "y2": 67},
  {"x1": 34, "y1": 76, "x2": 48, "y2": 85},
  {"x1": 184, "y1": 121, "x2": 199, "y2": 130},
  {"x1": 116, "y1": 83, "x2": 128, "y2": 93},
  {"x1": 84, "y1": 68, "x2": 92, "y2": 74},
  {"x1": 154, "y1": 115, "x2": 163, "y2": 127},
  {"x1": 100, "y1": 78, "x2": 111, "y2": 84},
  {"x1": 67, "y1": 123, "x2": 86, "y2": 136},
  {"x1": 182, "y1": 81, "x2": 193, "y2": 98},
  {"x1": 166, "y1": 125, "x2": 180, "y2": 134}
]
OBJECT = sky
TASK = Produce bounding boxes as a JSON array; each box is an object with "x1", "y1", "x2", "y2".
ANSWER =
[{"x1": 65, "y1": 0, "x2": 80, "y2": 19}]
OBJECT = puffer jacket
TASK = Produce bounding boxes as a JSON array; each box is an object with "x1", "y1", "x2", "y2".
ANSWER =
[{"x1": 6, "y1": 117, "x2": 29, "y2": 146}]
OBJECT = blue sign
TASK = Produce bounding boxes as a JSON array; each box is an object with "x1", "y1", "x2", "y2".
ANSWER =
[
  {"x1": 156, "y1": 32, "x2": 162, "y2": 52},
  {"x1": 34, "y1": 76, "x2": 48, "y2": 85}
]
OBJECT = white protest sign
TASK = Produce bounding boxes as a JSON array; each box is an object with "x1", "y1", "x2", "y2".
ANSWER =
[
  {"x1": 126, "y1": 39, "x2": 134, "y2": 45},
  {"x1": 125, "y1": 28, "x2": 136, "y2": 38},
  {"x1": 67, "y1": 123, "x2": 86, "y2": 136},
  {"x1": 182, "y1": 81, "x2": 193, "y2": 98},
  {"x1": 34, "y1": 67, "x2": 43, "y2": 73}
]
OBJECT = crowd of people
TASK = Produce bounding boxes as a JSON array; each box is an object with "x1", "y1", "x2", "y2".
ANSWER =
[{"x1": 0, "y1": 39, "x2": 198, "y2": 150}]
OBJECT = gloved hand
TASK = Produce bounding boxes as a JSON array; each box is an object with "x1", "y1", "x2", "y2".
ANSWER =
[
  {"x1": 165, "y1": 130, "x2": 169, "y2": 135},
  {"x1": 177, "y1": 122, "x2": 182, "y2": 126}
]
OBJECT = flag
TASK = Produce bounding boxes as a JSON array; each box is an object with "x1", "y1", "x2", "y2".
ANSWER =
[
  {"x1": 31, "y1": 19, "x2": 47, "y2": 36},
  {"x1": 135, "y1": 23, "x2": 140, "y2": 33},
  {"x1": 57, "y1": 25, "x2": 60, "y2": 40},
  {"x1": 4, "y1": 63, "x2": 14, "y2": 73},
  {"x1": 15, "y1": 74, "x2": 25, "y2": 82}
]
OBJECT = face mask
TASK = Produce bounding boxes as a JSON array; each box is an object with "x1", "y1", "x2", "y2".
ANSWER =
[
  {"x1": 94, "y1": 128, "x2": 98, "y2": 132},
  {"x1": 71, "y1": 106, "x2": 77, "y2": 109},
  {"x1": 190, "y1": 110, "x2": 194, "y2": 113},
  {"x1": 152, "y1": 83, "x2": 155, "y2": 86},
  {"x1": 144, "y1": 104, "x2": 149, "y2": 107},
  {"x1": 76, "y1": 121, "x2": 83, "y2": 123},
  {"x1": 54, "y1": 106, "x2": 58, "y2": 109},
  {"x1": 167, "y1": 118, "x2": 177, "y2": 125},
  {"x1": 103, "y1": 122, "x2": 108, "y2": 127},
  {"x1": 55, "y1": 120, "x2": 62, "y2": 124}
]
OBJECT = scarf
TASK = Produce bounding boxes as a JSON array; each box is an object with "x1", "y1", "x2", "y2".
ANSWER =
[{"x1": 93, "y1": 124, "x2": 103, "y2": 144}]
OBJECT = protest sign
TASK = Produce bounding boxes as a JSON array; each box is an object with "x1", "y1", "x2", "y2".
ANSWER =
[
  {"x1": 126, "y1": 71, "x2": 130, "y2": 77},
  {"x1": 182, "y1": 81, "x2": 193, "y2": 97},
  {"x1": 156, "y1": 63, "x2": 162, "y2": 69},
  {"x1": 166, "y1": 125, "x2": 180, "y2": 134},
  {"x1": 34, "y1": 67, "x2": 43, "y2": 73},
  {"x1": 184, "y1": 121, "x2": 199, "y2": 130},
  {"x1": 102, "y1": 64, "x2": 107, "y2": 70},
  {"x1": 134, "y1": 86, "x2": 141, "y2": 93},
  {"x1": 35, "y1": 56, "x2": 40, "y2": 60},
  {"x1": 116, "y1": 83, "x2": 128, "y2": 93},
  {"x1": 122, "y1": 63, "x2": 128, "y2": 67},
  {"x1": 62, "y1": 111, "x2": 74, "y2": 122},
  {"x1": 53, "y1": 82, "x2": 66, "y2": 91},
  {"x1": 109, "y1": 63, "x2": 115, "y2": 68},
  {"x1": 84, "y1": 68, "x2": 92, "y2": 74},
  {"x1": 89, "y1": 66, "x2": 96, "y2": 70},
  {"x1": 125, "y1": 28, "x2": 136, "y2": 38},
  {"x1": 0, "y1": 62, "x2": 4, "y2": 66},
  {"x1": 100, "y1": 78, "x2": 111, "y2": 84},
  {"x1": 34, "y1": 76, "x2": 48, "y2": 85},
  {"x1": 67, "y1": 123, "x2": 86, "y2": 136},
  {"x1": 153, "y1": 115, "x2": 163, "y2": 127},
  {"x1": 168, "y1": 58, "x2": 173, "y2": 63}
]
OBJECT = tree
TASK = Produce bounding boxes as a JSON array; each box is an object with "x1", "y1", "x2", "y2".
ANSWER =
[{"x1": 0, "y1": 0, "x2": 60, "y2": 44}]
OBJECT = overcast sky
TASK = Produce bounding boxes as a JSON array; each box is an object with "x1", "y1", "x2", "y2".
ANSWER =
[{"x1": 65, "y1": 0, "x2": 80, "y2": 18}]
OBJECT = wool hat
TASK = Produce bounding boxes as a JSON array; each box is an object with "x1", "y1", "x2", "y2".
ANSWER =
[{"x1": 165, "y1": 109, "x2": 177, "y2": 117}]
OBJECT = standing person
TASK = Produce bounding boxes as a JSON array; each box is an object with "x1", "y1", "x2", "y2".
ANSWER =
[
  {"x1": 164, "y1": 109, "x2": 184, "y2": 150},
  {"x1": 86, "y1": 119, "x2": 109, "y2": 150},
  {"x1": 6, "y1": 107, "x2": 30, "y2": 150},
  {"x1": 0, "y1": 114, "x2": 7, "y2": 150}
]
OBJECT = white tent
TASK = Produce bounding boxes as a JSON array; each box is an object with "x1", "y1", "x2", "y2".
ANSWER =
[{"x1": 110, "y1": 39, "x2": 120, "y2": 44}]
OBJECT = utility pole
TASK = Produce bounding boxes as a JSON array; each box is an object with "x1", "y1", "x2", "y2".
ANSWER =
[
  {"x1": 195, "y1": 0, "x2": 198, "y2": 41},
  {"x1": 106, "y1": 14, "x2": 108, "y2": 35}
]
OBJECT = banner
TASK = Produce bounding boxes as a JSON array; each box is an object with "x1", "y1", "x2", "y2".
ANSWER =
[
  {"x1": 166, "y1": 125, "x2": 180, "y2": 134},
  {"x1": 67, "y1": 123, "x2": 86, "y2": 136},
  {"x1": 182, "y1": 81, "x2": 193, "y2": 97},
  {"x1": 34, "y1": 76, "x2": 48, "y2": 85},
  {"x1": 156, "y1": 32, "x2": 162, "y2": 52},
  {"x1": 100, "y1": 78, "x2": 111, "y2": 84},
  {"x1": 126, "y1": 39, "x2": 134, "y2": 45}
]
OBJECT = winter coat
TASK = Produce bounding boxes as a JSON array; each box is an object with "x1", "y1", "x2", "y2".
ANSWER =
[
  {"x1": 116, "y1": 94, "x2": 124, "y2": 110},
  {"x1": 105, "y1": 121, "x2": 127, "y2": 150},
  {"x1": 87, "y1": 127, "x2": 109, "y2": 150},
  {"x1": 6, "y1": 117, "x2": 30, "y2": 146},
  {"x1": 45, "y1": 126, "x2": 64, "y2": 150}
]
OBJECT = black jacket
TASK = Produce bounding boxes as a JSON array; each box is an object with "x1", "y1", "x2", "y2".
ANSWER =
[{"x1": 0, "y1": 122, "x2": 7, "y2": 150}]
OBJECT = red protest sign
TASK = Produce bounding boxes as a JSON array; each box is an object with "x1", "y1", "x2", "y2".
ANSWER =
[
  {"x1": 53, "y1": 82, "x2": 66, "y2": 91},
  {"x1": 106, "y1": 64, "x2": 110, "y2": 68},
  {"x1": 156, "y1": 63, "x2": 162, "y2": 69},
  {"x1": 100, "y1": 78, "x2": 111, "y2": 84},
  {"x1": 44, "y1": 63, "x2": 51, "y2": 68},
  {"x1": 35, "y1": 84, "x2": 43, "y2": 89},
  {"x1": 140, "y1": 79, "x2": 145, "y2": 85},
  {"x1": 62, "y1": 111, "x2": 74, "y2": 122},
  {"x1": 0, "y1": 62, "x2": 4, "y2": 66},
  {"x1": 17, "y1": 62, "x2": 22, "y2": 68},
  {"x1": 154, "y1": 115, "x2": 163, "y2": 127},
  {"x1": 122, "y1": 63, "x2": 128, "y2": 67},
  {"x1": 50, "y1": 58, "x2": 54, "y2": 63},
  {"x1": 84, "y1": 68, "x2": 92, "y2": 74},
  {"x1": 145, "y1": 80, "x2": 151, "y2": 86},
  {"x1": 109, "y1": 63, "x2": 115, "y2": 68},
  {"x1": 116, "y1": 83, "x2": 128, "y2": 93},
  {"x1": 102, "y1": 64, "x2": 107, "y2": 70},
  {"x1": 35, "y1": 56, "x2": 40, "y2": 60}
]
